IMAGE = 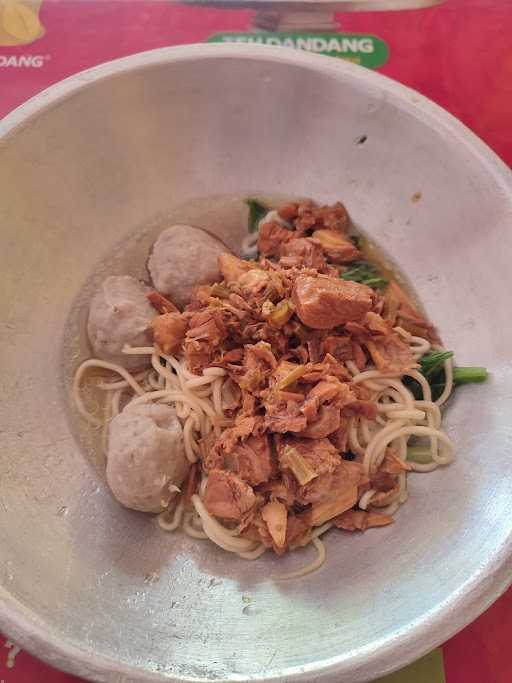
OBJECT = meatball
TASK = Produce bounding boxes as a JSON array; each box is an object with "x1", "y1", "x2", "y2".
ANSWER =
[
  {"x1": 148, "y1": 225, "x2": 227, "y2": 309},
  {"x1": 106, "y1": 403, "x2": 188, "y2": 513},
  {"x1": 87, "y1": 275, "x2": 155, "y2": 370}
]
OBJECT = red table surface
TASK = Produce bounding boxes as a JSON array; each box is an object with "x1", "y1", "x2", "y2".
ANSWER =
[{"x1": 1, "y1": 0, "x2": 511, "y2": 681}]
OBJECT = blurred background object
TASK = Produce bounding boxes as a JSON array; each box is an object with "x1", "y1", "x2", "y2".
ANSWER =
[
  {"x1": 184, "y1": 0, "x2": 445, "y2": 31},
  {"x1": 0, "y1": 0, "x2": 44, "y2": 46}
]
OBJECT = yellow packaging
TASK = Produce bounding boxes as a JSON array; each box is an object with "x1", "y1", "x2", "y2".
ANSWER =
[{"x1": 0, "y1": 0, "x2": 44, "y2": 46}]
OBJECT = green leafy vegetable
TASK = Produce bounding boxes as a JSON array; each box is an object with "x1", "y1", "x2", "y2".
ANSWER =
[
  {"x1": 341, "y1": 261, "x2": 388, "y2": 290},
  {"x1": 419, "y1": 350, "x2": 454, "y2": 379},
  {"x1": 453, "y1": 367, "x2": 488, "y2": 384},
  {"x1": 405, "y1": 350, "x2": 488, "y2": 401},
  {"x1": 246, "y1": 198, "x2": 268, "y2": 234},
  {"x1": 348, "y1": 233, "x2": 362, "y2": 249},
  {"x1": 406, "y1": 446, "x2": 433, "y2": 464}
]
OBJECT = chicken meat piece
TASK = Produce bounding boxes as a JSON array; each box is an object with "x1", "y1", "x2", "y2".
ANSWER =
[
  {"x1": 329, "y1": 418, "x2": 350, "y2": 452},
  {"x1": 296, "y1": 456, "x2": 365, "y2": 508},
  {"x1": 148, "y1": 225, "x2": 228, "y2": 309},
  {"x1": 322, "y1": 335, "x2": 353, "y2": 361},
  {"x1": 303, "y1": 460, "x2": 365, "y2": 524},
  {"x1": 300, "y1": 378, "x2": 355, "y2": 433},
  {"x1": 294, "y1": 201, "x2": 350, "y2": 234},
  {"x1": 87, "y1": 275, "x2": 154, "y2": 370},
  {"x1": 184, "y1": 308, "x2": 229, "y2": 374},
  {"x1": 382, "y1": 280, "x2": 439, "y2": 342},
  {"x1": 292, "y1": 274, "x2": 374, "y2": 329},
  {"x1": 215, "y1": 433, "x2": 275, "y2": 487},
  {"x1": 334, "y1": 509, "x2": 394, "y2": 531},
  {"x1": 366, "y1": 333, "x2": 418, "y2": 374},
  {"x1": 106, "y1": 403, "x2": 188, "y2": 512},
  {"x1": 237, "y1": 342, "x2": 277, "y2": 393},
  {"x1": 364, "y1": 311, "x2": 389, "y2": 335},
  {"x1": 147, "y1": 290, "x2": 180, "y2": 314},
  {"x1": 277, "y1": 436, "x2": 340, "y2": 488},
  {"x1": 257, "y1": 220, "x2": 293, "y2": 257},
  {"x1": 261, "y1": 500, "x2": 288, "y2": 549},
  {"x1": 311, "y1": 229, "x2": 360, "y2": 264},
  {"x1": 218, "y1": 253, "x2": 253, "y2": 283},
  {"x1": 317, "y1": 202, "x2": 350, "y2": 233},
  {"x1": 203, "y1": 469, "x2": 256, "y2": 521},
  {"x1": 299, "y1": 404, "x2": 341, "y2": 439},
  {"x1": 206, "y1": 415, "x2": 274, "y2": 486},
  {"x1": 152, "y1": 312, "x2": 187, "y2": 355},
  {"x1": 285, "y1": 515, "x2": 311, "y2": 548},
  {"x1": 279, "y1": 237, "x2": 327, "y2": 270}
]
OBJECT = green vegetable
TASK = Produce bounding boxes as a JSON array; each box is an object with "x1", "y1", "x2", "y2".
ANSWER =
[
  {"x1": 406, "y1": 446, "x2": 433, "y2": 464},
  {"x1": 453, "y1": 367, "x2": 488, "y2": 384},
  {"x1": 348, "y1": 233, "x2": 362, "y2": 249},
  {"x1": 246, "y1": 198, "x2": 268, "y2": 234},
  {"x1": 341, "y1": 261, "x2": 388, "y2": 290},
  {"x1": 419, "y1": 350, "x2": 454, "y2": 379},
  {"x1": 405, "y1": 351, "x2": 488, "y2": 401}
]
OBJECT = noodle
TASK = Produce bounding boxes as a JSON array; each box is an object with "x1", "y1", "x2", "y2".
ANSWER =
[
  {"x1": 311, "y1": 522, "x2": 333, "y2": 539},
  {"x1": 434, "y1": 350, "x2": 454, "y2": 407},
  {"x1": 358, "y1": 489, "x2": 377, "y2": 510},
  {"x1": 376, "y1": 499, "x2": 401, "y2": 516},
  {"x1": 158, "y1": 499, "x2": 185, "y2": 531},
  {"x1": 394, "y1": 326, "x2": 431, "y2": 357},
  {"x1": 348, "y1": 337, "x2": 455, "y2": 486},
  {"x1": 398, "y1": 472, "x2": 408, "y2": 504},
  {"x1": 191, "y1": 495, "x2": 258, "y2": 554},
  {"x1": 183, "y1": 416, "x2": 201, "y2": 463},
  {"x1": 274, "y1": 538, "x2": 327, "y2": 581},
  {"x1": 149, "y1": 373, "x2": 165, "y2": 391},
  {"x1": 182, "y1": 511, "x2": 209, "y2": 539},
  {"x1": 241, "y1": 232, "x2": 259, "y2": 259},
  {"x1": 348, "y1": 418, "x2": 365, "y2": 456},
  {"x1": 150, "y1": 353, "x2": 176, "y2": 388},
  {"x1": 111, "y1": 389, "x2": 123, "y2": 417},
  {"x1": 203, "y1": 367, "x2": 226, "y2": 377},
  {"x1": 96, "y1": 370, "x2": 147, "y2": 391},
  {"x1": 404, "y1": 370, "x2": 432, "y2": 402},
  {"x1": 101, "y1": 390, "x2": 113, "y2": 453},
  {"x1": 212, "y1": 378, "x2": 223, "y2": 416},
  {"x1": 121, "y1": 345, "x2": 155, "y2": 355},
  {"x1": 238, "y1": 544, "x2": 268, "y2": 560},
  {"x1": 185, "y1": 375, "x2": 220, "y2": 389},
  {"x1": 384, "y1": 408, "x2": 426, "y2": 421},
  {"x1": 73, "y1": 358, "x2": 146, "y2": 425},
  {"x1": 360, "y1": 418, "x2": 374, "y2": 445}
]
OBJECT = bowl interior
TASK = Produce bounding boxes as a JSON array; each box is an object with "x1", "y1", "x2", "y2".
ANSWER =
[{"x1": 0, "y1": 45, "x2": 511, "y2": 683}]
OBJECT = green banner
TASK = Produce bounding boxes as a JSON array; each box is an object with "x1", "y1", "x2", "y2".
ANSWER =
[
  {"x1": 376, "y1": 649, "x2": 446, "y2": 683},
  {"x1": 207, "y1": 32, "x2": 389, "y2": 69}
]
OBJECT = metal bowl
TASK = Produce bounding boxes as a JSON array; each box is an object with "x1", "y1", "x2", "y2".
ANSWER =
[{"x1": 0, "y1": 44, "x2": 511, "y2": 683}]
